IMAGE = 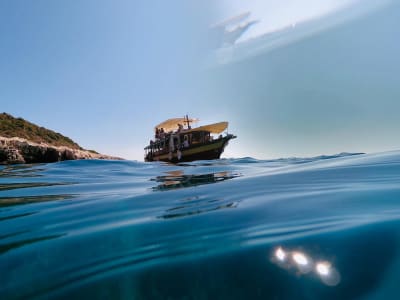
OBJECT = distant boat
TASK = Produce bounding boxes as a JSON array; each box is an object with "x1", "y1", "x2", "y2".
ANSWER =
[{"x1": 144, "y1": 116, "x2": 236, "y2": 163}]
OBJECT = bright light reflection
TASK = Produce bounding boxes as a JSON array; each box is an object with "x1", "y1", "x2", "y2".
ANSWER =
[
  {"x1": 316, "y1": 262, "x2": 331, "y2": 276},
  {"x1": 271, "y1": 246, "x2": 340, "y2": 286},
  {"x1": 275, "y1": 247, "x2": 286, "y2": 261},
  {"x1": 292, "y1": 252, "x2": 308, "y2": 265}
]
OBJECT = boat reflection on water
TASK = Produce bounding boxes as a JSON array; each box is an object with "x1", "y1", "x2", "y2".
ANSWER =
[
  {"x1": 159, "y1": 194, "x2": 239, "y2": 219},
  {"x1": 152, "y1": 170, "x2": 241, "y2": 219},
  {"x1": 152, "y1": 170, "x2": 240, "y2": 191},
  {"x1": 271, "y1": 246, "x2": 341, "y2": 287}
]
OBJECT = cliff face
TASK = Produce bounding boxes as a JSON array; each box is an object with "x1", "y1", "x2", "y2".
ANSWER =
[
  {"x1": 0, "y1": 113, "x2": 122, "y2": 164},
  {"x1": 0, "y1": 113, "x2": 81, "y2": 149}
]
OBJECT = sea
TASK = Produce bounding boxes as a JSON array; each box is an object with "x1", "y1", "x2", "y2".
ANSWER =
[{"x1": 1, "y1": 151, "x2": 400, "y2": 299}]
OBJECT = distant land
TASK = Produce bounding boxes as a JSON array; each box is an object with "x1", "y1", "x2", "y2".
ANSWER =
[{"x1": 0, "y1": 113, "x2": 122, "y2": 164}]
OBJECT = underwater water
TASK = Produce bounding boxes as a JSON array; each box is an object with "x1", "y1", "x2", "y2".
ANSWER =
[{"x1": 1, "y1": 151, "x2": 400, "y2": 299}]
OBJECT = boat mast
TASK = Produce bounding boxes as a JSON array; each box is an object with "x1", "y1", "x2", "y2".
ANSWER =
[{"x1": 184, "y1": 114, "x2": 192, "y2": 129}]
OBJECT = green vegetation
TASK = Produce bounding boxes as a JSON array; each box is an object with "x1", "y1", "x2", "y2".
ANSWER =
[{"x1": 0, "y1": 113, "x2": 82, "y2": 149}]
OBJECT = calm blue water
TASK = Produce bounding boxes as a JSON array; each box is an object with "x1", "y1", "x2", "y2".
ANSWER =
[{"x1": 1, "y1": 151, "x2": 400, "y2": 299}]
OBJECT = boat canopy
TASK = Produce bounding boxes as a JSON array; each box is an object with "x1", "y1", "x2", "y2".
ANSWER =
[
  {"x1": 155, "y1": 117, "x2": 199, "y2": 132},
  {"x1": 186, "y1": 121, "x2": 228, "y2": 134}
]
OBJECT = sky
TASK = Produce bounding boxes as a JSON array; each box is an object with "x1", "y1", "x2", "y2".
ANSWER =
[
  {"x1": 217, "y1": 0, "x2": 358, "y2": 40},
  {"x1": 1, "y1": 0, "x2": 399, "y2": 160}
]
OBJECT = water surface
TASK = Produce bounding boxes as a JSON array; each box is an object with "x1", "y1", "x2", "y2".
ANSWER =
[{"x1": 1, "y1": 151, "x2": 400, "y2": 299}]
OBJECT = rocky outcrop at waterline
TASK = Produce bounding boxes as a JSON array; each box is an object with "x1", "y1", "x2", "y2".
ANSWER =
[
  {"x1": 0, "y1": 136, "x2": 122, "y2": 164},
  {"x1": 0, "y1": 113, "x2": 122, "y2": 164}
]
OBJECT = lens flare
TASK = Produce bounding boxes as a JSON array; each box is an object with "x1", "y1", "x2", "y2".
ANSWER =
[
  {"x1": 275, "y1": 247, "x2": 286, "y2": 261},
  {"x1": 316, "y1": 262, "x2": 330, "y2": 276},
  {"x1": 271, "y1": 246, "x2": 340, "y2": 286},
  {"x1": 292, "y1": 252, "x2": 308, "y2": 266}
]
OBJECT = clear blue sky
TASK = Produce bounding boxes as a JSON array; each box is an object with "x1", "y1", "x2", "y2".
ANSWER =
[{"x1": 1, "y1": 0, "x2": 399, "y2": 160}]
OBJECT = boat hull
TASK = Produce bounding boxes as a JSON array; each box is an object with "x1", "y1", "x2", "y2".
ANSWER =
[{"x1": 145, "y1": 135, "x2": 235, "y2": 163}]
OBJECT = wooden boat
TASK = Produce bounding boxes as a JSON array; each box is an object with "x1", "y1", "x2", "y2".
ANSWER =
[{"x1": 144, "y1": 116, "x2": 236, "y2": 163}]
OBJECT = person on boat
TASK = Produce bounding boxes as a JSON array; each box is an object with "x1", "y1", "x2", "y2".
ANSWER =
[
  {"x1": 183, "y1": 135, "x2": 189, "y2": 148},
  {"x1": 159, "y1": 128, "x2": 165, "y2": 139},
  {"x1": 177, "y1": 123, "x2": 184, "y2": 133}
]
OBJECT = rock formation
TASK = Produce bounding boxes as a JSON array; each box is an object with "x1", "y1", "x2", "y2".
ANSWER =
[
  {"x1": 0, "y1": 137, "x2": 122, "y2": 164},
  {"x1": 0, "y1": 113, "x2": 123, "y2": 164}
]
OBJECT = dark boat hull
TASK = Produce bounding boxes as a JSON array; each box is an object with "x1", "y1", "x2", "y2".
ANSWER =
[{"x1": 145, "y1": 135, "x2": 235, "y2": 163}]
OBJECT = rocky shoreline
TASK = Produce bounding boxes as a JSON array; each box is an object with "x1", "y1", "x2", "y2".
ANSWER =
[{"x1": 0, "y1": 136, "x2": 123, "y2": 164}]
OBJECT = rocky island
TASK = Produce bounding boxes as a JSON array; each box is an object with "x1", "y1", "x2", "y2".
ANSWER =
[{"x1": 0, "y1": 113, "x2": 122, "y2": 164}]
